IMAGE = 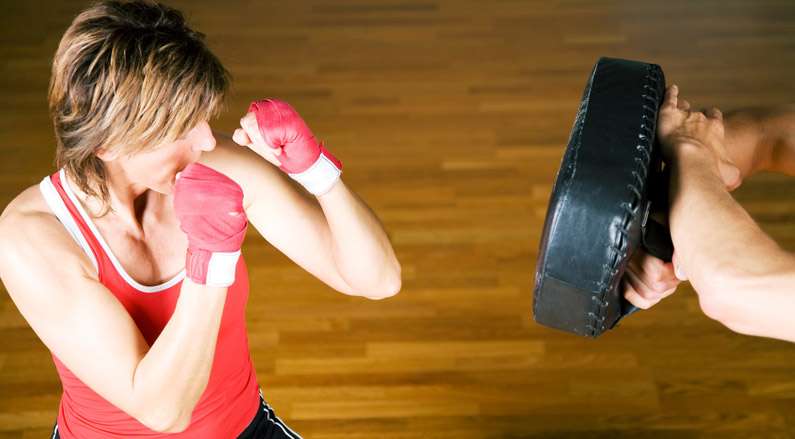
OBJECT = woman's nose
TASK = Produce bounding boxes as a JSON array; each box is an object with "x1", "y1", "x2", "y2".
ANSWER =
[{"x1": 192, "y1": 121, "x2": 216, "y2": 152}]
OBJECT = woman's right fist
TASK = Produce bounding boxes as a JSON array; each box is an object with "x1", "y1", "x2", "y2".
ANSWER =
[{"x1": 173, "y1": 163, "x2": 248, "y2": 287}]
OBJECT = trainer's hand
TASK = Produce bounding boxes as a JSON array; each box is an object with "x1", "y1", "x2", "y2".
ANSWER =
[
  {"x1": 622, "y1": 249, "x2": 683, "y2": 309},
  {"x1": 657, "y1": 84, "x2": 742, "y2": 190},
  {"x1": 233, "y1": 98, "x2": 343, "y2": 196},
  {"x1": 173, "y1": 163, "x2": 248, "y2": 287}
]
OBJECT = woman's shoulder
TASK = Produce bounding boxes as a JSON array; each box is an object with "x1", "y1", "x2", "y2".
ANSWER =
[
  {"x1": 0, "y1": 184, "x2": 58, "y2": 235},
  {"x1": 0, "y1": 184, "x2": 54, "y2": 231},
  {"x1": 0, "y1": 184, "x2": 94, "y2": 275}
]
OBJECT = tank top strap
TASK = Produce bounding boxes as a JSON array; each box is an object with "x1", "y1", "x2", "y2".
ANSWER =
[{"x1": 38, "y1": 170, "x2": 108, "y2": 281}]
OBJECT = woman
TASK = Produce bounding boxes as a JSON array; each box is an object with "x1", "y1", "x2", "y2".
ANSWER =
[{"x1": 0, "y1": 1, "x2": 401, "y2": 437}]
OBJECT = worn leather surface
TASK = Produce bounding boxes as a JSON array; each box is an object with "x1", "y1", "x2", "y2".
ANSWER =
[{"x1": 533, "y1": 57, "x2": 672, "y2": 338}]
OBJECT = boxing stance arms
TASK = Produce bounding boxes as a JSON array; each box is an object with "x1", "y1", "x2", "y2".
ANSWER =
[
  {"x1": 661, "y1": 85, "x2": 795, "y2": 342},
  {"x1": 202, "y1": 99, "x2": 401, "y2": 300},
  {"x1": 0, "y1": 165, "x2": 247, "y2": 432},
  {"x1": 0, "y1": 102, "x2": 400, "y2": 432}
]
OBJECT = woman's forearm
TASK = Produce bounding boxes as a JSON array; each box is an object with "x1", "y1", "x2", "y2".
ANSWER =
[
  {"x1": 131, "y1": 280, "x2": 228, "y2": 432},
  {"x1": 316, "y1": 180, "x2": 401, "y2": 298}
]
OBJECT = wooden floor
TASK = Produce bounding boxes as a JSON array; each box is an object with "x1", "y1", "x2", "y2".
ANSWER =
[{"x1": 1, "y1": 0, "x2": 795, "y2": 437}]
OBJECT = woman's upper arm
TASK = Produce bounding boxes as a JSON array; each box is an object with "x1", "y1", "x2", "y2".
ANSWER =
[
  {"x1": 200, "y1": 133, "x2": 357, "y2": 295},
  {"x1": 0, "y1": 211, "x2": 150, "y2": 419}
]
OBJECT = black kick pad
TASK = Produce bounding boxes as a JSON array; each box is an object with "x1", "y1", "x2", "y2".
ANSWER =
[{"x1": 533, "y1": 57, "x2": 674, "y2": 338}]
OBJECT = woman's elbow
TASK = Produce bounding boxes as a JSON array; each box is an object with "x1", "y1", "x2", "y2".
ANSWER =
[
  {"x1": 362, "y1": 264, "x2": 402, "y2": 300},
  {"x1": 163, "y1": 417, "x2": 192, "y2": 434},
  {"x1": 135, "y1": 404, "x2": 193, "y2": 433},
  {"x1": 138, "y1": 412, "x2": 190, "y2": 434},
  {"x1": 366, "y1": 277, "x2": 402, "y2": 300}
]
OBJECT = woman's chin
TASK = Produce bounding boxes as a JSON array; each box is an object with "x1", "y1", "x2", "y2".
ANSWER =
[
  {"x1": 160, "y1": 175, "x2": 179, "y2": 194},
  {"x1": 148, "y1": 181, "x2": 174, "y2": 195}
]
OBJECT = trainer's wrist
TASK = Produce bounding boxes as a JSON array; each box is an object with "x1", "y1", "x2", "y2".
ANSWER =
[
  {"x1": 668, "y1": 141, "x2": 716, "y2": 168},
  {"x1": 723, "y1": 107, "x2": 795, "y2": 178},
  {"x1": 670, "y1": 145, "x2": 726, "y2": 187}
]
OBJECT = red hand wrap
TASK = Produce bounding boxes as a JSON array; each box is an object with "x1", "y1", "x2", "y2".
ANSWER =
[
  {"x1": 248, "y1": 99, "x2": 342, "y2": 195},
  {"x1": 173, "y1": 163, "x2": 248, "y2": 286}
]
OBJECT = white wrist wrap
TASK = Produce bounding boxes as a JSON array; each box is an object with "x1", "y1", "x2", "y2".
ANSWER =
[
  {"x1": 205, "y1": 250, "x2": 242, "y2": 287},
  {"x1": 289, "y1": 153, "x2": 342, "y2": 196}
]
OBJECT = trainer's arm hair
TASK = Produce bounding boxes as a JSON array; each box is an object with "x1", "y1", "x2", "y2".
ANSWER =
[
  {"x1": 668, "y1": 146, "x2": 795, "y2": 342},
  {"x1": 723, "y1": 105, "x2": 795, "y2": 178}
]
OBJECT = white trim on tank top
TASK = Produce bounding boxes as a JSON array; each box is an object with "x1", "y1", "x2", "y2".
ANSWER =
[
  {"x1": 39, "y1": 176, "x2": 99, "y2": 272},
  {"x1": 52, "y1": 169, "x2": 185, "y2": 293}
]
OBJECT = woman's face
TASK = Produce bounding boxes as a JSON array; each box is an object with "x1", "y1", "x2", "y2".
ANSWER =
[{"x1": 116, "y1": 121, "x2": 217, "y2": 195}]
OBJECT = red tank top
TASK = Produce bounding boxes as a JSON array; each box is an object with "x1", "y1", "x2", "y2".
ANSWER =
[{"x1": 39, "y1": 170, "x2": 260, "y2": 438}]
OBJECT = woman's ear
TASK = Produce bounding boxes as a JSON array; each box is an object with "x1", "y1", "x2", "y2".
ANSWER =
[{"x1": 95, "y1": 146, "x2": 119, "y2": 161}]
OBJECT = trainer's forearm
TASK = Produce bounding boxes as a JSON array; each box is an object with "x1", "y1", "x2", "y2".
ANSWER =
[
  {"x1": 770, "y1": 128, "x2": 795, "y2": 176},
  {"x1": 670, "y1": 145, "x2": 781, "y2": 278},
  {"x1": 316, "y1": 180, "x2": 401, "y2": 299},
  {"x1": 669, "y1": 144, "x2": 793, "y2": 334},
  {"x1": 131, "y1": 279, "x2": 227, "y2": 431},
  {"x1": 724, "y1": 106, "x2": 795, "y2": 177}
]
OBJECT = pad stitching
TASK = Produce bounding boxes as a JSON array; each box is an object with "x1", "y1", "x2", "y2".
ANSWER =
[{"x1": 588, "y1": 63, "x2": 663, "y2": 336}]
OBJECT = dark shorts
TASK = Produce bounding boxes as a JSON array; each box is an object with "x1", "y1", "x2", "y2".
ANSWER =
[{"x1": 51, "y1": 392, "x2": 301, "y2": 438}]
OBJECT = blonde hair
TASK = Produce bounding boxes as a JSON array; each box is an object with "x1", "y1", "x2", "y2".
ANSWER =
[{"x1": 49, "y1": 0, "x2": 230, "y2": 216}]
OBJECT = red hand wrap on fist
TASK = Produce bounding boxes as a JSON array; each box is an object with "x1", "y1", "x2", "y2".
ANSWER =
[
  {"x1": 173, "y1": 163, "x2": 248, "y2": 287},
  {"x1": 248, "y1": 99, "x2": 342, "y2": 195}
]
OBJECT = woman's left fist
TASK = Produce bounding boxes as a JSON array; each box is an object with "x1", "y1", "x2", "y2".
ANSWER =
[{"x1": 234, "y1": 99, "x2": 342, "y2": 196}]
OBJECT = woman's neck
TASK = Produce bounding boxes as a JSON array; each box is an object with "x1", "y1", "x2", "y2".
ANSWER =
[{"x1": 66, "y1": 170, "x2": 164, "y2": 238}]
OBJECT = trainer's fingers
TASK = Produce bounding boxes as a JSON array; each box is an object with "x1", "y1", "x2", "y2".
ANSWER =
[
  {"x1": 623, "y1": 282, "x2": 657, "y2": 310},
  {"x1": 638, "y1": 252, "x2": 678, "y2": 285},
  {"x1": 706, "y1": 107, "x2": 723, "y2": 121},
  {"x1": 664, "y1": 84, "x2": 679, "y2": 109},
  {"x1": 627, "y1": 251, "x2": 679, "y2": 300},
  {"x1": 659, "y1": 286, "x2": 677, "y2": 300},
  {"x1": 679, "y1": 99, "x2": 691, "y2": 111},
  {"x1": 625, "y1": 267, "x2": 677, "y2": 301}
]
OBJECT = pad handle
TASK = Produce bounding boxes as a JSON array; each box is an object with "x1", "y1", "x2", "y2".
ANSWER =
[
  {"x1": 641, "y1": 162, "x2": 673, "y2": 261},
  {"x1": 618, "y1": 165, "x2": 673, "y2": 320}
]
